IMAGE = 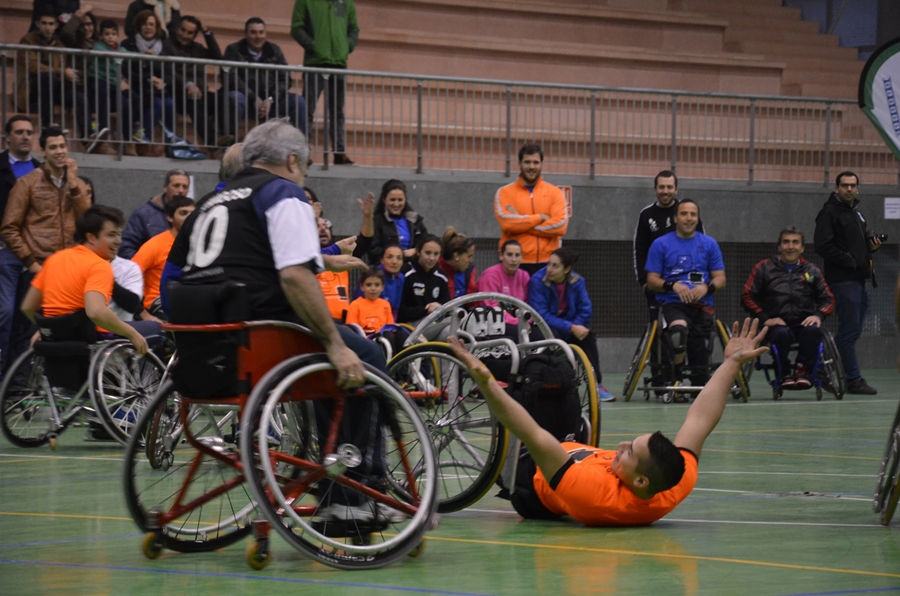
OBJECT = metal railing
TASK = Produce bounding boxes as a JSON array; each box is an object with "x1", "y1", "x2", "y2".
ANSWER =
[{"x1": 1, "y1": 42, "x2": 896, "y2": 184}]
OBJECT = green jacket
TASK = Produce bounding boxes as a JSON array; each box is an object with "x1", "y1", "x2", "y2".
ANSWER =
[
  {"x1": 87, "y1": 40, "x2": 127, "y2": 85},
  {"x1": 291, "y1": 0, "x2": 359, "y2": 67}
]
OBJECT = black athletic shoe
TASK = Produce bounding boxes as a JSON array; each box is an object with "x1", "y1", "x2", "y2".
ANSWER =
[{"x1": 847, "y1": 378, "x2": 877, "y2": 395}]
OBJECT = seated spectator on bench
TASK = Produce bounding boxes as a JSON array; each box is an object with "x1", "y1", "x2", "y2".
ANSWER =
[
  {"x1": 59, "y1": 5, "x2": 96, "y2": 50},
  {"x1": 478, "y1": 238, "x2": 530, "y2": 328},
  {"x1": 398, "y1": 234, "x2": 448, "y2": 325},
  {"x1": 132, "y1": 196, "x2": 195, "y2": 318},
  {"x1": 19, "y1": 205, "x2": 154, "y2": 353},
  {"x1": 122, "y1": 9, "x2": 173, "y2": 148},
  {"x1": 124, "y1": 0, "x2": 180, "y2": 40},
  {"x1": 346, "y1": 267, "x2": 394, "y2": 334},
  {"x1": 438, "y1": 227, "x2": 477, "y2": 300},
  {"x1": 222, "y1": 17, "x2": 306, "y2": 136},
  {"x1": 742, "y1": 226, "x2": 834, "y2": 389},
  {"x1": 355, "y1": 243, "x2": 404, "y2": 319},
  {"x1": 17, "y1": 7, "x2": 89, "y2": 141},
  {"x1": 120, "y1": 168, "x2": 190, "y2": 258}
]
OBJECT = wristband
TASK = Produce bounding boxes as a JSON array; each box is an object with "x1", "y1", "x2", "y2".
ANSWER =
[
  {"x1": 706, "y1": 282, "x2": 716, "y2": 295},
  {"x1": 663, "y1": 280, "x2": 675, "y2": 292}
]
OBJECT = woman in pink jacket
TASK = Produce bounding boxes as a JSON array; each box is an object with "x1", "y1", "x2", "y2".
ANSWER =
[{"x1": 477, "y1": 240, "x2": 530, "y2": 333}]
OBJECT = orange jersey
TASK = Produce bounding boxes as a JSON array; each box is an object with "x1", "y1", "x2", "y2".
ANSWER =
[
  {"x1": 533, "y1": 443, "x2": 698, "y2": 526},
  {"x1": 317, "y1": 270, "x2": 351, "y2": 320},
  {"x1": 131, "y1": 229, "x2": 175, "y2": 309},
  {"x1": 345, "y1": 296, "x2": 394, "y2": 333},
  {"x1": 32, "y1": 244, "x2": 113, "y2": 319}
]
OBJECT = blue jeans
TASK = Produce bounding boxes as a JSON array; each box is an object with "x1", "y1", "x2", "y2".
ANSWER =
[
  {"x1": 830, "y1": 280, "x2": 868, "y2": 382},
  {"x1": 0, "y1": 251, "x2": 22, "y2": 377},
  {"x1": 225, "y1": 91, "x2": 306, "y2": 136},
  {"x1": 767, "y1": 324, "x2": 822, "y2": 374}
]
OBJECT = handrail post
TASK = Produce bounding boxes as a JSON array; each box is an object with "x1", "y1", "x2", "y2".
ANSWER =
[
  {"x1": 416, "y1": 80, "x2": 423, "y2": 174},
  {"x1": 589, "y1": 90, "x2": 596, "y2": 180},
  {"x1": 505, "y1": 86, "x2": 512, "y2": 177},
  {"x1": 670, "y1": 94, "x2": 678, "y2": 173},
  {"x1": 823, "y1": 101, "x2": 832, "y2": 187},
  {"x1": 322, "y1": 72, "x2": 330, "y2": 171},
  {"x1": 748, "y1": 98, "x2": 755, "y2": 185},
  {"x1": 114, "y1": 58, "x2": 124, "y2": 160}
]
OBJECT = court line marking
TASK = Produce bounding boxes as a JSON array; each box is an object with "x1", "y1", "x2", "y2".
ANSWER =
[
  {"x1": 599, "y1": 427, "x2": 887, "y2": 438},
  {"x1": 783, "y1": 587, "x2": 900, "y2": 595},
  {"x1": 0, "y1": 453, "x2": 122, "y2": 464},
  {"x1": 0, "y1": 511, "x2": 133, "y2": 522},
  {"x1": 0, "y1": 560, "x2": 493, "y2": 595},
  {"x1": 0, "y1": 534, "x2": 141, "y2": 549},
  {"x1": 701, "y1": 471, "x2": 877, "y2": 478},
  {"x1": 617, "y1": 399, "x2": 899, "y2": 411}
]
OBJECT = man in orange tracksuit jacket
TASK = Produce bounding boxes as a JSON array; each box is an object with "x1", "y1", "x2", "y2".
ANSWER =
[{"x1": 494, "y1": 143, "x2": 568, "y2": 275}]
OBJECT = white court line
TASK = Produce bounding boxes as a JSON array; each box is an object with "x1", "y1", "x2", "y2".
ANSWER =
[
  {"x1": 0, "y1": 454, "x2": 122, "y2": 462},
  {"x1": 701, "y1": 471, "x2": 876, "y2": 478},
  {"x1": 691, "y1": 487, "x2": 871, "y2": 502},
  {"x1": 615, "y1": 398, "x2": 898, "y2": 411}
]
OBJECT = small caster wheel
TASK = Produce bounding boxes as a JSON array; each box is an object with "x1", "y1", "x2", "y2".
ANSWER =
[
  {"x1": 48, "y1": 434, "x2": 58, "y2": 450},
  {"x1": 816, "y1": 386, "x2": 822, "y2": 401},
  {"x1": 246, "y1": 539, "x2": 271, "y2": 570},
  {"x1": 772, "y1": 387, "x2": 781, "y2": 401},
  {"x1": 661, "y1": 392, "x2": 673, "y2": 404},
  {"x1": 141, "y1": 532, "x2": 163, "y2": 559},
  {"x1": 408, "y1": 538, "x2": 426, "y2": 558},
  {"x1": 160, "y1": 452, "x2": 173, "y2": 471}
]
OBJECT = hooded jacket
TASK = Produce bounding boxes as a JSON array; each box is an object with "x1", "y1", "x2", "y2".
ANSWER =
[
  {"x1": 290, "y1": 0, "x2": 359, "y2": 68},
  {"x1": 527, "y1": 267, "x2": 591, "y2": 336},
  {"x1": 742, "y1": 256, "x2": 834, "y2": 326},
  {"x1": 814, "y1": 192, "x2": 874, "y2": 284}
]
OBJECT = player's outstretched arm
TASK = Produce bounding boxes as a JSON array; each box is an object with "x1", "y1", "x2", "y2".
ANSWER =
[
  {"x1": 448, "y1": 336, "x2": 570, "y2": 483},
  {"x1": 674, "y1": 318, "x2": 768, "y2": 458}
]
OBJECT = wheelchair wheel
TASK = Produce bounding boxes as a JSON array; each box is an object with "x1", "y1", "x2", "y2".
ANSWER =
[
  {"x1": 123, "y1": 380, "x2": 254, "y2": 553},
  {"x1": 0, "y1": 349, "x2": 74, "y2": 448},
  {"x1": 568, "y1": 344, "x2": 600, "y2": 446},
  {"x1": 820, "y1": 330, "x2": 845, "y2": 400},
  {"x1": 387, "y1": 342, "x2": 508, "y2": 513},
  {"x1": 90, "y1": 341, "x2": 166, "y2": 445},
  {"x1": 623, "y1": 321, "x2": 656, "y2": 402},
  {"x1": 874, "y1": 403, "x2": 900, "y2": 525},
  {"x1": 716, "y1": 320, "x2": 750, "y2": 402},
  {"x1": 240, "y1": 354, "x2": 438, "y2": 570}
]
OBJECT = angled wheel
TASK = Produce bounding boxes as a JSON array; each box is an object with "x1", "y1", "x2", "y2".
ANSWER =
[
  {"x1": 623, "y1": 321, "x2": 655, "y2": 402},
  {"x1": 240, "y1": 354, "x2": 438, "y2": 570},
  {"x1": 568, "y1": 344, "x2": 599, "y2": 446},
  {"x1": 717, "y1": 320, "x2": 750, "y2": 402},
  {"x1": 90, "y1": 340, "x2": 166, "y2": 445},
  {"x1": 388, "y1": 342, "x2": 508, "y2": 513},
  {"x1": 820, "y1": 329, "x2": 845, "y2": 400},
  {"x1": 874, "y1": 403, "x2": 900, "y2": 525},
  {"x1": 123, "y1": 380, "x2": 254, "y2": 552}
]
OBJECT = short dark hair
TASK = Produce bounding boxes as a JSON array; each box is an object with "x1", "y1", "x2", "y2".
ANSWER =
[
  {"x1": 33, "y1": 5, "x2": 57, "y2": 21},
  {"x1": 375, "y1": 179, "x2": 411, "y2": 216},
  {"x1": 165, "y1": 196, "x2": 195, "y2": 219},
  {"x1": 777, "y1": 225, "x2": 804, "y2": 246},
  {"x1": 5, "y1": 115, "x2": 33, "y2": 135},
  {"x1": 244, "y1": 17, "x2": 265, "y2": 32},
  {"x1": 551, "y1": 247, "x2": 579, "y2": 269},
  {"x1": 80, "y1": 176, "x2": 95, "y2": 205},
  {"x1": 98, "y1": 19, "x2": 118, "y2": 34},
  {"x1": 416, "y1": 233, "x2": 442, "y2": 252},
  {"x1": 39, "y1": 126, "x2": 66, "y2": 149},
  {"x1": 442, "y1": 226, "x2": 474, "y2": 261},
  {"x1": 179, "y1": 15, "x2": 201, "y2": 31},
  {"x1": 381, "y1": 242, "x2": 403, "y2": 254},
  {"x1": 500, "y1": 239, "x2": 521, "y2": 254},
  {"x1": 518, "y1": 143, "x2": 543, "y2": 162},
  {"x1": 304, "y1": 186, "x2": 320, "y2": 205},
  {"x1": 638, "y1": 431, "x2": 685, "y2": 496},
  {"x1": 361, "y1": 267, "x2": 385, "y2": 286},
  {"x1": 677, "y1": 198, "x2": 699, "y2": 216},
  {"x1": 75, "y1": 205, "x2": 124, "y2": 244},
  {"x1": 654, "y1": 170, "x2": 678, "y2": 188},
  {"x1": 835, "y1": 171, "x2": 859, "y2": 187}
]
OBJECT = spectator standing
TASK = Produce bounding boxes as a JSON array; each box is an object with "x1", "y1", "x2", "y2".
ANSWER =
[
  {"x1": 368, "y1": 179, "x2": 427, "y2": 263},
  {"x1": 291, "y1": 0, "x2": 358, "y2": 165},
  {"x1": 494, "y1": 143, "x2": 568, "y2": 275},
  {"x1": 124, "y1": 0, "x2": 181, "y2": 39},
  {"x1": 120, "y1": 168, "x2": 189, "y2": 258},
  {"x1": 814, "y1": 171, "x2": 881, "y2": 395},
  {"x1": 0, "y1": 116, "x2": 41, "y2": 377},
  {"x1": 478, "y1": 239, "x2": 530, "y2": 326}
]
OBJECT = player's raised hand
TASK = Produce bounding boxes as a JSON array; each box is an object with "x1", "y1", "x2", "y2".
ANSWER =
[{"x1": 724, "y1": 318, "x2": 768, "y2": 365}]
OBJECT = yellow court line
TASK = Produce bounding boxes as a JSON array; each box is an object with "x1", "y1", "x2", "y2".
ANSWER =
[
  {"x1": 0, "y1": 511, "x2": 133, "y2": 522},
  {"x1": 426, "y1": 535, "x2": 900, "y2": 579},
  {"x1": 700, "y1": 448, "x2": 882, "y2": 461}
]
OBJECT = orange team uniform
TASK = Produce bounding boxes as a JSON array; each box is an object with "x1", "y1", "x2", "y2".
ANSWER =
[
  {"x1": 317, "y1": 270, "x2": 351, "y2": 320},
  {"x1": 533, "y1": 442, "x2": 698, "y2": 526},
  {"x1": 31, "y1": 244, "x2": 114, "y2": 329},
  {"x1": 131, "y1": 230, "x2": 175, "y2": 310},
  {"x1": 345, "y1": 296, "x2": 394, "y2": 333}
]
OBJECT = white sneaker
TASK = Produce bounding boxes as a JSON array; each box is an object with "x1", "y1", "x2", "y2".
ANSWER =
[
  {"x1": 314, "y1": 504, "x2": 374, "y2": 523},
  {"x1": 375, "y1": 502, "x2": 408, "y2": 524}
]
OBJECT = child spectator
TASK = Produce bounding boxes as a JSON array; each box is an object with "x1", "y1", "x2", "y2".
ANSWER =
[
  {"x1": 354, "y1": 243, "x2": 404, "y2": 318},
  {"x1": 399, "y1": 234, "x2": 449, "y2": 325},
  {"x1": 346, "y1": 267, "x2": 394, "y2": 334},
  {"x1": 87, "y1": 20, "x2": 139, "y2": 155}
]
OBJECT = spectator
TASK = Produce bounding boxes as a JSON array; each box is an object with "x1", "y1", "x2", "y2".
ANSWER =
[
  {"x1": 438, "y1": 227, "x2": 477, "y2": 299},
  {"x1": 17, "y1": 7, "x2": 89, "y2": 142},
  {"x1": 477, "y1": 239, "x2": 530, "y2": 326},
  {"x1": 398, "y1": 234, "x2": 449, "y2": 325},
  {"x1": 87, "y1": 20, "x2": 138, "y2": 155},
  {"x1": 19, "y1": 205, "x2": 152, "y2": 354},
  {"x1": 345, "y1": 267, "x2": 394, "y2": 334},
  {"x1": 527, "y1": 247, "x2": 614, "y2": 402},
  {"x1": 122, "y1": 10, "x2": 173, "y2": 149},
  {"x1": 316, "y1": 216, "x2": 354, "y2": 320},
  {"x1": 368, "y1": 179, "x2": 427, "y2": 263},
  {"x1": 374, "y1": 244, "x2": 404, "y2": 318},
  {"x1": 0, "y1": 116, "x2": 41, "y2": 378},
  {"x1": 222, "y1": 17, "x2": 306, "y2": 137},
  {"x1": 646, "y1": 199, "x2": 725, "y2": 390},
  {"x1": 59, "y1": 5, "x2": 96, "y2": 49},
  {"x1": 162, "y1": 16, "x2": 229, "y2": 148},
  {"x1": 304, "y1": 185, "x2": 323, "y2": 218},
  {"x1": 215, "y1": 142, "x2": 243, "y2": 192},
  {"x1": 742, "y1": 226, "x2": 834, "y2": 389},
  {"x1": 814, "y1": 171, "x2": 880, "y2": 395},
  {"x1": 30, "y1": 0, "x2": 80, "y2": 30},
  {"x1": 291, "y1": 0, "x2": 358, "y2": 165},
  {"x1": 120, "y1": 168, "x2": 189, "y2": 258},
  {"x1": 318, "y1": 191, "x2": 374, "y2": 259},
  {"x1": 494, "y1": 143, "x2": 568, "y2": 275},
  {"x1": 124, "y1": 0, "x2": 181, "y2": 39},
  {"x1": 132, "y1": 195, "x2": 195, "y2": 317}
]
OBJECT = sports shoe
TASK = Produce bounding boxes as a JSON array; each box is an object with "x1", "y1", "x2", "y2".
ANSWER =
[
  {"x1": 333, "y1": 153, "x2": 355, "y2": 165},
  {"x1": 780, "y1": 375, "x2": 796, "y2": 390},
  {"x1": 792, "y1": 363, "x2": 811, "y2": 390},
  {"x1": 85, "y1": 127, "x2": 109, "y2": 153},
  {"x1": 598, "y1": 384, "x2": 616, "y2": 402},
  {"x1": 314, "y1": 502, "x2": 407, "y2": 524},
  {"x1": 847, "y1": 378, "x2": 877, "y2": 395},
  {"x1": 133, "y1": 128, "x2": 149, "y2": 143}
]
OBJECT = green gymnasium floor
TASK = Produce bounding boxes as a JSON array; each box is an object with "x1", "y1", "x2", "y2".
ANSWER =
[{"x1": 2, "y1": 369, "x2": 899, "y2": 596}]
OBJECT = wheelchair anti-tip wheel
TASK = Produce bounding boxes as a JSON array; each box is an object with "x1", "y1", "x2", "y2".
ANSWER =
[{"x1": 820, "y1": 330, "x2": 845, "y2": 400}]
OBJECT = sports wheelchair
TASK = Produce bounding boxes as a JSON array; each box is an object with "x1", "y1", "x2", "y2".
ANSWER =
[
  {"x1": 622, "y1": 316, "x2": 750, "y2": 403},
  {"x1": 123, "y1": 282, "x2": 438, "y2": 570},
  {"x1": 874, "y1": 399, "x2": 900, "y2": 526},
  {"x1": 386, "y1": 293, "x2": 599, "y2": 513},
  {"x1": 0, "y1": 311, "x2": 166, "y2": 449},
  {"x1": 746, "y1": 327, "x2": 845, "y2": 400}
]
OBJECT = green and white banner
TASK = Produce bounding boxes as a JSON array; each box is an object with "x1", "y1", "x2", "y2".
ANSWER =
[{"x1": 859, "y1": 37, "x2": 900, "y2": 161}]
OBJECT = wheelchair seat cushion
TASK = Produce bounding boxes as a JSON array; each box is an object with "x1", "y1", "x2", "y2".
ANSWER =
[{"x1": 35, "y1": 310, "x2": 98, "y2": 343}]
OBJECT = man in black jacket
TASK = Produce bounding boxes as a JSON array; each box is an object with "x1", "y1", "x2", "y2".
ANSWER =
[
  {"x1": 814, "y1": 171, "x2": 881, "y2": 395},
  {"x1": 742, "y1": 226, "x2": 834, "y2": 389},
  {"x1": 0, "y1": 116, "x2": 41, "y2": 378},
  {"x1": 222, "y1": 18, "x2": 307, "y2": 137}
]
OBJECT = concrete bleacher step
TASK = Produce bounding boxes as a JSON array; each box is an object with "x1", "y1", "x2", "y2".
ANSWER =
[
  {"x1": 724, "y1": 40, "x2": 858, "y2": 61},
  {"x1": 669, "y1": 0, "x2": 802, "y2": 19}
]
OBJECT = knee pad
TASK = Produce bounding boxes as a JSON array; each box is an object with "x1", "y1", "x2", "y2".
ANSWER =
[{"x1": 666, "y1": 324, "x2": 688, "y2": 357}]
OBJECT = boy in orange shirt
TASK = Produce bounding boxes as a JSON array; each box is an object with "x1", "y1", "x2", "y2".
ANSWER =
[
  {"x1": 345, "y1": 267, "x2": 394, "y2": 334},
  {"x1": 131, "y1": 196, "x2": 195, "y2": 317}
]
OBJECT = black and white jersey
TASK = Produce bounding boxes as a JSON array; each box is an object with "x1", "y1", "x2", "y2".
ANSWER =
[
  {"x1": 632, "y1": 200, "x2": 705, "y2": 286},
  {"x1": 177, "y1": 167, "x2": 323, "y2": 319}
]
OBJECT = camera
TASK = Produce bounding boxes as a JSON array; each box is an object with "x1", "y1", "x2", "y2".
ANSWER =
[{"x1": 871, "y1": 233, "x2": 888, "y2": 242}]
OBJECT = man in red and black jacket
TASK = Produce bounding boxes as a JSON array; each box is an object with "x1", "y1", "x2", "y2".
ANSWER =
[{"x1": 742, "y1": 226, "x2": 834, "y2": 389}]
